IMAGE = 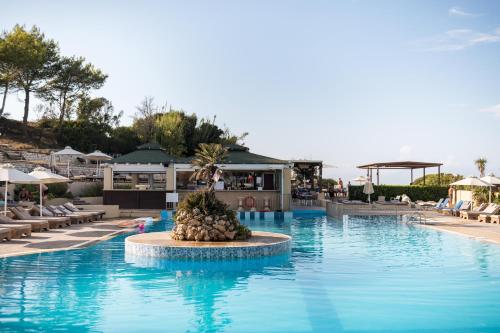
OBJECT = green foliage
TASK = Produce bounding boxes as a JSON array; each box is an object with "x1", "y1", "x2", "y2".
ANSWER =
[
  {"x1": 473, "y1": 187, "x2": 490, "y2": 204},
  {"x1": 56, "y1": 97, "x2": 122, "y2": 152},
  {"x1": 412, "y1": 173, "x2": 463, "y2": 186},
  {"x1": 47, "y1": 183, "x2": 69, "y2": 197},
  {"x1": 176, "y1": 191, "x2": 235, "y2": 220},
  {"x1": 474, "y1": 157, "x2": 488, "y2": 177},
  {"x1": 106, "y1": 126, "x2": 141, "y2": 155},
  {"x1": 113, "y1": 184, "x2": 132, "y2": 189},
  {"x1": 38, "y1": 55, "x2": 107, "y2": 125},
  {"x1": 191, "y1": 143, "x2": 228, "y2": 191},
  {"x1": 322, "y1": 178, "x2": 338, "y2": 187},
  {"x1": 79, "y1": 183, "x2": 103, "y2": 197},
  {"x1": 154, "y1": 110, "x2": 196, "y2": 157},
  {"x1": 348, "y1": 185, "x2": 448, "y2": 202},
  {"x1": 1, "y1": 25, "x2": 60, "y2": 124}
]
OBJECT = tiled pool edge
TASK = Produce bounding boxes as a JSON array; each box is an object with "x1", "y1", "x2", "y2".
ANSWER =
[{"x1": 125, "y1": 232, "x2": 292, "y2": 259}]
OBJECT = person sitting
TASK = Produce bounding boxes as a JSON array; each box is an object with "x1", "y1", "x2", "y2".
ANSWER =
[{"x1": 18, "y1": 186, "x2": 33, "y2": 201}]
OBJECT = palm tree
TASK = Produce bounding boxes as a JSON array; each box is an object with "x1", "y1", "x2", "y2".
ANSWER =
[
  {"x1": 474, "y1": 157, "x2": 488, "y2": 177},
  {"x1": 190, "y1": 143, "x2": 228, "y2": 192}
]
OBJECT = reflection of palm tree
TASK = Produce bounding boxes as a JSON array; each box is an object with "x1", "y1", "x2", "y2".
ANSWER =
[
  {"x1": 175, "y1": 257, "x2": 293, "y2": 332},
  {"x1": 125, "y1": 255, "x2": 294, "y2": 333},
  {"x1": 474, "y1": 157, "x2": 487, "y2": 177}
]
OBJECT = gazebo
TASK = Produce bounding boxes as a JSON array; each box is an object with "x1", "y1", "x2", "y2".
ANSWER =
[{"x1": 357, "y1": 161, "x2": 443, "y2": 185}]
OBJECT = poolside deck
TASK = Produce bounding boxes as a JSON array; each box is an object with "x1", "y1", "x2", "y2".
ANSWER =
[
  {"x1": 0, "y1": 220, "x2": 135, "y2": 258},
  {"x1": 420, "y1": 211, "x2": 500, "y2": 245}
]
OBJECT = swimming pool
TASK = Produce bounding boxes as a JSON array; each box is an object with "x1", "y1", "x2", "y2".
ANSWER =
[{"x1": 1, "y1": 212, "x2": 500, "y2": 332}]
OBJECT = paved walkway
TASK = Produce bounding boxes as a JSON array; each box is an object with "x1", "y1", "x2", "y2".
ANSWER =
[
  {"x1": 0, "y1": 220, "x2": 135, "y2": 258},
  {"x1": 420, "y1": 211, "x2": 500, "y2": 245}
]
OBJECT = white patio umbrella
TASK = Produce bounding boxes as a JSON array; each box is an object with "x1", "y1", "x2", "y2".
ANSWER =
[
  {"x1": 53, "y1": 146, "x2": 84, "y2": 178},
  {"x1": 29, "y1": 167, "x2": 69, "y2": 216},
  {"x1": 481, "y1": 175, "x2": 500, "y2": 203},
  {"x1": 0, "y1": 164, "x2": 41, "y2": 215},
  {"x1": 480, "y1": 175, "x2": 500, "y2": 185},
  {"x1": 86, "y1": 150, "x2": 112, "y2": 176},
  {"x1": 363, "y1": 178, "x2": 374, "y2": 203},
  {"x1": 351, "y1": 176, "x2": 367, "y2": 185},
  {"x1": 450, "y1": 176, "x2": 492, "y2": 206}
]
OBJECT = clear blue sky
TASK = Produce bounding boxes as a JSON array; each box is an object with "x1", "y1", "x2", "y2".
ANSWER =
[{"x1": 2, "y1": 0, "x2": 500, "y2": 184}]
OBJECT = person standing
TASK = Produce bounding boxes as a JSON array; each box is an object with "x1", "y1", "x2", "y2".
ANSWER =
[
  {"x1": 338, "y1": 178, "x2": 344, "y2": 196},
  {"x1": 448, "y1": 186, "x2": 455, "y2": 207}
]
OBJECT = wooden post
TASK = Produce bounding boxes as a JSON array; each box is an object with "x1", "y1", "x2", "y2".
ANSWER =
[
  {"x1": 438, "y1": 166, "x2": 441, "y2": 186},
  {"x1": 410, "y1": 168, "x2": 413, "y2": 184},
  {"x1": 423, "y1": 168, "x2": 426, "y2": 185}
]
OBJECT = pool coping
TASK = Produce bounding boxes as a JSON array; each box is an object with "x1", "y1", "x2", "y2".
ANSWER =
[
  {"x1": 125, "y1": 231, "x2": 292, "y2": 259},
  {"x1": 0, "y1": 228, "x2": 134, "y2": 259}
]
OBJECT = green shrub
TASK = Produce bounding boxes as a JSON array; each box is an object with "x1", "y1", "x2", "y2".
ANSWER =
[
  {"x1": 348, "y1": 185, "x2": 448, "y2": 202},
  {"x1": 114, "y1": 184, "x2": 132, "y2": 189},
  {"x1": 47, "y1": 183, "x2": 68, "y2": 197},
  {"x1": 79, "y1": 183, "x2": 104, "y2": 197},
  {"x1": 176, "y1": 190, "x2": 235, "y2": 219},
  {"x1": 473, "y1": 187, "x2": 490, "y2": 204}
]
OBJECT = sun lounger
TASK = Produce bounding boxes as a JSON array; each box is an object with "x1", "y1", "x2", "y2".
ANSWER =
[
  {"x1": 0, "y1": 215, "x2": 49, "y2": 232},
  {"x1": 440, "y1": 200, "x2": 471, "y2": 216},
  {"x1": 53, "y1": 205, "x2": 95, "y2": 222},
  {"x1": 432, "y1": 198, "x2": 444, "y2": 209},
  {"x1": 452, "y1": 201, "x2": 471, "y2": 216},
  {"x1": 10, "y1": 207, "x2": 71, "y2": 228},
  {"x1": 439, "y1": 200, "x2": 462, "y2": 215},
  {"x1": 490, "y1": 215, "x2": 500, "y2": 224},
  {"x1": 0, "y1": 227, "x2": 12, "y2": 241},
  {"x1": 459, "y1": 203, "x2": 486, "y2": 219},
  {"x1": 0, "y1": 224, "x2": 31, "y2": 238},
  {"x1": 341, "y1": 200, "x2": 369, "y2": 205},
  {"x1": 462, "y1": 203, "x2": 496, "y2": 220},
  {"x1": 63, "y1": 202, "x2": 105, "y2": 220},
  {"x1": 478, "y1": 205, "x2": 500, "y2": 223},
  {"x1": 33, "y1": 205, "x2": 86, "y2": 224},
  {"x1": 48, "y1": 206, "x2": 90, "y2": 224}
]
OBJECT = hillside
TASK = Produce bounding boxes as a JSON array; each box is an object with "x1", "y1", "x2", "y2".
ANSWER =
[{"x1": 0, "y1": 118, "x2": 58, "y2": 149}]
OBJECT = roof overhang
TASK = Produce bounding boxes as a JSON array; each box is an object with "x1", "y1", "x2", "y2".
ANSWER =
[
  {"x1": 357, "y1": 161, "x2": 443, "y2": 170},
  {"x1": 110, "y1": 163, "x2": 167, "y2": 173},
  {"x1": 174, "y1": 163, "x2": 291, "y2": 171}
]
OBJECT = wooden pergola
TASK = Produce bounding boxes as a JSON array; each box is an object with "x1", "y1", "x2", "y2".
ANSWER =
[{"x1": 357, "y1": 161, "x2": 443, "y2": 185}]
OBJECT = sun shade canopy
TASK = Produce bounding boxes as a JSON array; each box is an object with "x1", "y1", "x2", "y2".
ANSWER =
[
  {"x1": 53, "y1": 146, "x2": 84, "y2": 156},
  {"x1": 357, "y1": 161, "x2": 443, "y2": 185},
  {"x1": 357, "y1": 161, "x2": 443, "y2": 169}
]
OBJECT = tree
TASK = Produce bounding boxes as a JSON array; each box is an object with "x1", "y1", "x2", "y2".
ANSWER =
[
  {"x1": 2, "y1": 25, "x2": 59, "y2": 126},
  {"x1": 38, "y1": 56, "x2": 107, "y2": 128},
  {"x1": 474, "y1": 158, "x2": 487, "y2": 177},
  {"x1": 154, "y1": 110, "x2": 197, "y2": 157},
  {"x1": 106, "y1": 126, "x2": 141, "y2": 155},
  {"x1": 0, "y1": 35, "x2": 19, "y2": 117},
  {"x1": 412, "y1": 173, "x2": 463, "y2": 186},
  {"x1": 58, "y1": 96, "x2": 122, "y2": 152},
  {"x1": 190, "y1": 143, "x2": 228, "y2": 192},
  {"x1": 132, "y1": 96, "x2": 158, "y2": 143}
]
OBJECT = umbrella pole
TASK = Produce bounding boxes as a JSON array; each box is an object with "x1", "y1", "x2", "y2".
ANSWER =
[
  {"x1": 489, "y1": 186, "x2": 492, "y2": 204},
  {"x1": 4, "y1": 181, "x2": 7, "y2": 216},
  {"x1": 67, "y1": 160, "x2": 70, "y2": 178},
  {"x1": 39, "y1": 183, "x2": 43, "y2": 217}
]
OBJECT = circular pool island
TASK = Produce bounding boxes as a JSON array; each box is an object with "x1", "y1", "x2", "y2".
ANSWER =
[{"x1": 125, "y1": 231, "x2": 291, "y2": 259}]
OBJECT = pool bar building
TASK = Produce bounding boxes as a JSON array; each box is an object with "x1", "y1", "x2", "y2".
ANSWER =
[{"x1": 102, "y1": 143, "x2": 293, "y2": 211}]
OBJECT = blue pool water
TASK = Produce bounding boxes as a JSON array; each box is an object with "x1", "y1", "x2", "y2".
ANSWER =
[{"x1": 1, "y1": 212, "x2": 500, "y2": 332}]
